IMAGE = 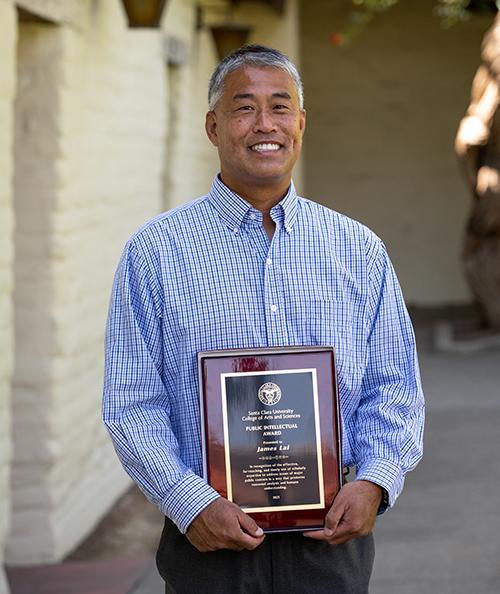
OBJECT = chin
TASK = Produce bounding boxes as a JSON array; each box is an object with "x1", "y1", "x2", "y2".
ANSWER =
[{"x1": 247, "y1": 165, "x2": 290, "y2": 180}]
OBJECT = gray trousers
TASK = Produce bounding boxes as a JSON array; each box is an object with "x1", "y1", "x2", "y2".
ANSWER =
[{"x1": 156, "y1": 518, "x2": 375, "y2": 594}]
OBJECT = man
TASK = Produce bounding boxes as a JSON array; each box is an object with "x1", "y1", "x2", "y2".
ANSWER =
[{"x1": 103, "y1": 45, "x2": 424, "y2": 593}]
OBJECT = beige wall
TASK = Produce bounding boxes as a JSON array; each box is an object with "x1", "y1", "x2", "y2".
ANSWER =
[
  {"x1": 0, "y1": 2, "x2": 16, "y2": 590},
  {"x1": 162, "y1": 0, "x2": 220, "y2": 208},
  {"x1": 7, "y1": 0, "x2": 164, "y2": 565},
  {"x1": 9, "y1": 17, "x2": 64, "y2": 567},
  {"x1": 301, "y1": 0, "x2": 491, "y2": 305}
]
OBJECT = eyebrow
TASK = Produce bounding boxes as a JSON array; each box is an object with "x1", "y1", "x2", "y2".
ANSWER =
[{"x1": 232, "y1": 92, "x2": 292, "y2": 101}]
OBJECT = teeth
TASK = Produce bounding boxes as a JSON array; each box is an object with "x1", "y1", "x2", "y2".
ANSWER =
[{"x1": 251, "y1": 143, "x2": 280, "y2": 152}]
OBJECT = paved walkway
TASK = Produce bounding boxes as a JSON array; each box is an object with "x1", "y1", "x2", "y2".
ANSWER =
[
  {"x1": 6, "y1": 556, "x2": 152, "y2": 594},
  {"x1": 129, "y1": 323, "x2": 500, "y2": 594},
  {"x1": 370, "y1": 325, "x2": 500, "y2": 594}
]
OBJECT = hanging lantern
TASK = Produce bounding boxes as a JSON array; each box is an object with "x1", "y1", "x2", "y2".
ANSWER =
[
  {"x1": 210, "y1": 24, "x2": 252, "y2": 60},
  {"x1": 121, "y1": 0, "x2": 168, "y2": 28}
]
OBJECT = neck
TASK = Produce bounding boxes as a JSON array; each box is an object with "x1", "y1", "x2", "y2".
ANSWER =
[{"x1": 219, "y1": 175, "x2": 291, "y2": 215}]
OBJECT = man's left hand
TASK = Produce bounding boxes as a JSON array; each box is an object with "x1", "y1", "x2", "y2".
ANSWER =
[{"x1": 303, "y1": 480, "x2": 382, "y2": 546}]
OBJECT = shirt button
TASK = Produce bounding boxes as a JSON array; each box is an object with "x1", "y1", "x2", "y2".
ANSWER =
[
  {"x1": 266, "y1": 258, "x2": 272, "y2": 266},
  {"x1": 250, "y1": 213, "x2": 256, "y2": 220},
  {"x1": 270, "y1": 304, "x2": 278, "y2": 312},
  {"x1": 233, "y1": 227, "x2": 239, "y2": 235}
]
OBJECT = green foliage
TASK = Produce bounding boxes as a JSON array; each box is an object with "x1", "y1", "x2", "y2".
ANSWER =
[
  {"x1": 331, "y1": 0, "x2": 498, "y2": 46},
  {"x1": 350, "y1": 0, "x2": 497, "y2": 26},
  {"x1": 434, "y1": 0, "x2": 471, "y2": 28},
  {"x1": 351, "y1": 0, "x2": 400, "y2": 10},
  {"x1": 434, "y1": 0, "x2": 499, "y2": 27}
]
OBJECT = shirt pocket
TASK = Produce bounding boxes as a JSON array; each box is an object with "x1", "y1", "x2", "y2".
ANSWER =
[{"x1": 285, "y1": 298, "x2": 365, "y2": 394}]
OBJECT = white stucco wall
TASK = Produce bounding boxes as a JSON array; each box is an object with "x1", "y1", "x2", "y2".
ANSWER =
[
  {"x1": 162, "y1": 0, "x2": 220, "y2": 208},
  {"x1": 7, "y1": 0, "x2": 165, "y2": 565},
  {"x1": 301, "y1": 0, "x2": 492, "y2": 305},
  {"x1": 0, "y1": 2, "x2": 16, "y2": 590},
  {"x1": 9, "y1": 17, "x2": 62, "y2": 568}
]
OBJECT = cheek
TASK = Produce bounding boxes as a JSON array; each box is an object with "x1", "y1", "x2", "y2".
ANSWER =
[
  {"x1": 229, "y1": 117, "x2": 253, "y2": 136},
  {"x1": 294, "y1": 126, "x2": 305, "y2": 147},
  {"x1": 287, "y1": 130, "x2": 302, "y2": 150},
  {"x1": 282, "y1": 119, "x2": 303, "y2": 141}
]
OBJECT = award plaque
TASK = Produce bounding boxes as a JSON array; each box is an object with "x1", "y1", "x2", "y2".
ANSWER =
[{"x1": 198, "y1": 346, "x2": 343, "y2": 532}]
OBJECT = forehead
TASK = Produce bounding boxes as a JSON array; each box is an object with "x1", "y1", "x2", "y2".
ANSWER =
[{"x1": 221, "y1": 65, "x2": 298, "y2": 102}]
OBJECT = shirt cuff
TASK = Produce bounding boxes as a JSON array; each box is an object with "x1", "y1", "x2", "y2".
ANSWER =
[
  {"x1": 355, "y1": 457, "x2": 405, "y2": 514},
  {"x1": 160, "y1": 471, "x2": 221, "y2": 534}
]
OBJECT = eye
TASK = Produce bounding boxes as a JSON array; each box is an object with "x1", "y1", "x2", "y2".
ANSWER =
[
  {"x1": 273, "y1": 104, "x2": 290, "y2": 112},
  {"x1": 236, "y1": 105, "x2": 254, "y2": 111}
]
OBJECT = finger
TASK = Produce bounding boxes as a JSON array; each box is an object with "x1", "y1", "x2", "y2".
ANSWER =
[
  {"x1": 303, "y1": 498, "x2": 347, "y2": 541},
  {"x1": 324, "y1": 516, "x2": 360, "y2": 546},
  {"x1": 304, "y1": 523, "x2": 356, "y2": 546},
  {"x1": 229, "y1": 530, "x2": 265, "y2": 551},
  {"x1": 303, "y1": 529, "x2": 329, "y2": 541},
  {"x1": 222, "y1": 541, "x2": 246, "y2": 552},
  {"x1": 218, "y1": 511, "x2": 264, "y2": 551},
  {"x1": 303, "y1": 503, "x2": 350, "y2": 543},
  {"x1": 237, "y1": 509, "x2": 264, "y2": 538},
  {"x1": 328, "y1": 529, "x2": 357, "y2": 546},
  {"x1": 324, "y1": 500, "x2": 346, "y2": 536}
]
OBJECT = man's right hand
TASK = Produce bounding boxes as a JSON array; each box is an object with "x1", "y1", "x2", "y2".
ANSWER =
[{"x1": 186, "y1": 497, "x2": 265, "y2": 552}]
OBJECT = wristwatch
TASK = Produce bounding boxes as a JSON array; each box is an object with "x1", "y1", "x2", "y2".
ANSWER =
[{"x1": 378, "y1": 487, "x2": 389, "y2": 514}]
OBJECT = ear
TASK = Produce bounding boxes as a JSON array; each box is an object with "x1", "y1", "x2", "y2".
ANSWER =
[
  {"x1": 205, "y1": 111, "x2": 218, "y2": 147},
  {"x1": 299, "y1": 109, "x2": 306, "y2": 136}
]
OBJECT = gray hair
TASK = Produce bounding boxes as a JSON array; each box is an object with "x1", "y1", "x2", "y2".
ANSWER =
[{"x1": 208, "y1": 44, "x2": 304, "y2": 111}]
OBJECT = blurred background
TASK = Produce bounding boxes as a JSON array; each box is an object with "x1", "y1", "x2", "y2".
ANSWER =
[{"x1": 0, "y1": 1, "x2": 499, "y2": 593}]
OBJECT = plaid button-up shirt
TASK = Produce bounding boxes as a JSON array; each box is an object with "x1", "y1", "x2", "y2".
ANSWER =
[{"x1": 103, "y1": 175, "x2": 424, "y2": 533}]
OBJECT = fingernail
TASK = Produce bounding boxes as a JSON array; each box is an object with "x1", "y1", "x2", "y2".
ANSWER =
[
  {"x1": 255, "y1": 527, "x2": 264, "y2": 536},
  {"x1": 324, "y1": 528, "x2": 333, "y2": 536}
]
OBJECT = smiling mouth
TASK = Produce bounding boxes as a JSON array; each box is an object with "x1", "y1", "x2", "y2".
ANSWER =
[{"x1": 249, "y1": 142, "x2": 282, "y2": 152}]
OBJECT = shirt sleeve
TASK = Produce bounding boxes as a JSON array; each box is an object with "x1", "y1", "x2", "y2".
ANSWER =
[
  {"x1": 354, "y1": 238, "x2": 425, "y2": 511},
  {"x1": 102, "y1": 239, "x2": 220, "y2": 533}
]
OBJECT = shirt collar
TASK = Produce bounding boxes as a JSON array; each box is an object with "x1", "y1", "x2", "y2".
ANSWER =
[{"x1": 208, "y1": 175, "x2": 298, "y2": 234}]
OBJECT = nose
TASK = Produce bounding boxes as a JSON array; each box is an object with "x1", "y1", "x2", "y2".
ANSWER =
[{"x1": 253, "y1": 108, "x2": 277, "y2": 134}]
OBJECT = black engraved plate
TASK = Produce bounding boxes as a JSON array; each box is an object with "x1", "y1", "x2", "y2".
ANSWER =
[{"x1": 222, "y1": 370, "x2": 323, "y2": 512}]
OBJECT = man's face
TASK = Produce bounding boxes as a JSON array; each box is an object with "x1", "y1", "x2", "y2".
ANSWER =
[{"x1": 205, "y1": 66, "x2": 306, "y2": 197}]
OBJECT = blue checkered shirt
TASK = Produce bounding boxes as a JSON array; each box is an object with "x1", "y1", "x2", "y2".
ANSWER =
[{"x1": 103, "y1": 175, "x2": 424, "y2": 534}]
